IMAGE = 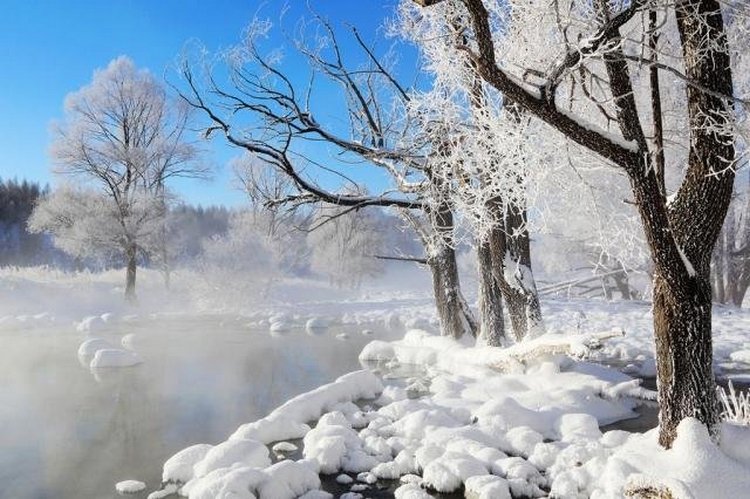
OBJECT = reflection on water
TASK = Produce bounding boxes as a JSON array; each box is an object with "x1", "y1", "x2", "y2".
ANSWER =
[{"x1": 0, "y1": 317, "x2": 390, "y2": 499}]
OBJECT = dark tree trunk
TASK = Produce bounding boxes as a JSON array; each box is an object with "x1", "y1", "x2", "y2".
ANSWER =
[
  {"x1": 477, "y1": 239, "x2": 505, "y2": 346},
  {"x1": 612, "y1": 270, "x2": 635, "y2": 300},
  {"x1": 428, "y1": 204, "x2": 477, "y2": 339},
  {"x1": 125, "y1": 243, "x2": 137, "y2": 303},
  {"x1": 487, "y1": 199, "x2": 544, "y2": 341},
  {"x1": 622, "y1": 0, "x2": 734, "y2": 447},
  {"x1": 652, "y1": 267, "x2": 717, "y2": 447}
]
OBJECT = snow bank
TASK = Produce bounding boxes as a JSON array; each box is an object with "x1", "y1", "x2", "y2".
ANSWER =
[
  {"x1": 193, "y1": 439, "x2": 271, "y2": 479},
  {"x1": 360, "y1": 328, "x2": 625, "y2": 376},
  {"x1": 230, "y1": 370, "x2": 382, "y2": 443},
  {"x1": 163, "y1": 444, "x2": 214, "y2": 483},
  {"x1": 152, "y1": 370, "x2": 382, "y2": 497},
  {"x1": 584, "y1": 418, "x2": 750, "y2": 498},
  {"x1": 182, "y1": 459, "x2": 321, "y2": 499}
]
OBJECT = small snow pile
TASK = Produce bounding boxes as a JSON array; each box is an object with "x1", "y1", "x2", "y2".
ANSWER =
[
  {"x1": 78, "y1": 337, "x2": 143, "y2": 369},
  {"x1": 193, "y1": 439, "x2": 271, "y2": 479},
  {"x1": 90, "y1": 348, "x2": 142, "y2": 368},
  {"x1": 306, "y1": 317, "x2": 329, "y2": 334},
  {"x1": 75, "y1": 314, "x2": 111, "y2": 333},
  {"x1": 272, "y1": 441, "x2": 298, "y2": 456},
  {"x1": 163, "y1": 444, "x2": 214, "y2": 483},
  {"x1": 78, "y1": 337, "x2": 114, "y2": 358},
  {"x1": 464, "y1": 474, "x2": 511, "y2": 499},
  {"x1": 269, "y1": 321, "x2": 291, "y2": 333},
  {"x1": 182, "y1": 459, "x2": 321, "y2": 499},
  {"x1": 115, "y1": 480, "x2": 146, "y2": 494}
]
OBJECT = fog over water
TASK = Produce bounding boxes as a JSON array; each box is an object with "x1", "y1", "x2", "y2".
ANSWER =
[{"x1": 0, "y1": 317, "x2": 395, "y2": 499}]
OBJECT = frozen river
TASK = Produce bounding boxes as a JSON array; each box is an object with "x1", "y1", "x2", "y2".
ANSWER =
[{"x1": 0, "y1": 315, "x2": 391, "y2": 499}]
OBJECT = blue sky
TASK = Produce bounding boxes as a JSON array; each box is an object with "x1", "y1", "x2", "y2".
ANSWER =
[{"x1": 0, "y1": 0, "x2": 406, "y2": 207}]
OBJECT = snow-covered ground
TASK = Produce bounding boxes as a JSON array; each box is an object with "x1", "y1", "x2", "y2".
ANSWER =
[{"x1": 4, "y1": 266, "x2": 750, "y2": 498}]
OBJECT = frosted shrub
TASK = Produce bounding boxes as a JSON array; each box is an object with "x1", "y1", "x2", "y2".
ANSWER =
[{"x1": 718, "y1": 381, "x2": 750, "y2": 425}]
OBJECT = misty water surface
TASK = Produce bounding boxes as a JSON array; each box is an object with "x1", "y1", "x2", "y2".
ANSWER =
[{"x1": 0, "y1": 316, "x2": 392, "y2": 499}]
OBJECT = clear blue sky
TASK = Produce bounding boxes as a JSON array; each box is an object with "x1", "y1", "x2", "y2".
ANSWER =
[{"x1": 0, "y1": 0, "x2": 406, "y2": 207}]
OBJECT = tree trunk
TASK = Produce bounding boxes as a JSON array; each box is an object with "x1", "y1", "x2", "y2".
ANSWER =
[
  {"x1": 125, "y1": 243, "x2": 137, "y2": 302},
  {"x1": 487, "y1": 199, "x2": 544, "y2": 341},
  {"x1": 652, "y1": 267, "x2": 717, "y2": 447},
  {"x1": 428, "y1": 248, "x2": 476, "y2": 339},
  {"x1": 477, "y1": 239, "x2": 505, "y2": 346},
  {"x1": 428, "y1": 204, "x2": 477, "y2": 339}
]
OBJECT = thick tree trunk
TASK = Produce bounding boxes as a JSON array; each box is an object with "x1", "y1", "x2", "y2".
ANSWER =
[
  {"x1": 488, "y1": 200, "x2": 544, "y2": 341},
  {"x1": 652, "y1": 268, "x2": 717, "y2": 447},
  {"x1": 125, "y1": 243, "x2": 137, "y2": 302},
  {"x1": 428, "y1": 204, "x2": 477, "y2": 339},
  {"x1": 477, "y1": 239, "x2": 505, "y2": 346},
  {"x1": 428, "y1": 247, "x2": 476, "y2": 339}
]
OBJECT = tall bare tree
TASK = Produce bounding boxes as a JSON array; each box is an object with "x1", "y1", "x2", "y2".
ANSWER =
[
  {"x1": 176, "y1": 19, "x2": 481, "y2": 339},
  {"x1": 50, "y1": 56, "x2": 207, "y2": 300}
]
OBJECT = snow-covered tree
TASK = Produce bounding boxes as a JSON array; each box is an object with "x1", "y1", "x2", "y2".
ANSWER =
[
  {"x1": 28, "y1": 184, "x2": 161, "y2": 271},
  {"x1": 49, "y1": 56, "x2": 206, "y2": 300},
  {"x1": 413, "y1": 0, "x2": 746, "y2": 447}
]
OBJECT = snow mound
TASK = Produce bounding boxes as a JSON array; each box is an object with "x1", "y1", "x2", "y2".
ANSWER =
[
  {"x1": 270, "y1": 321, "x2": 292, "y2": 333},
  {"x1": 76, "y1": 315, "x2": 109, "y2": 333},
  {"x1": 179, "y1": 459, "x2": 321, "y2": 499},
  {"x1": 193, "y1": 438, "x2": 271, "y2": 479},
  {"x1": 115, "y1": 480, "x2": 146, "y2": 494},
  {"x1": 90, "y1": 348, "x2": 142, "y2": 368},
  {"x1": 78, "y1": 337, "x2": 113, "y2": 357},
  {"x1": 163, "y1": 444, "x2": 213, "y2": 483},
  {"x1": 272, "y1": 441, "x2": 299, "y2": 455},
  {"x1": 230, "y1": 370, "x2": 381, "y2": 444},
  {"x1": 306, "y1": 317, "x2": 329, "y2": 333}
]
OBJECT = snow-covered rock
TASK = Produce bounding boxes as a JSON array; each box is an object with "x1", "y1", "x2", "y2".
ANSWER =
[
  {"x1": 306, "y1": 317, "x2": 329, "y2": 333},
  {"x1": 89, "y1": 348, "x2": 142, "y2": 368},
  {"x1": 162, "y1": 444, "x2": 213, "y2": 483},
  {"x1": 115, "y1": 480, "x2": 145, "y2": 494},
  {"x1": 76, "y1": 315, "x2": 107, "y2": 333},
  {"x1": 193, "y1": 438, "x2": 271, "y2": 478},
  {"x1": 77, "y1": 337, "x2": 113, "y2": 358}
]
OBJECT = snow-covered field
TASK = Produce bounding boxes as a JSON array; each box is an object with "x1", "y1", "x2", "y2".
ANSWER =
[{"x1": 4, "y1": 266, "x2": 750, "y2": 498}]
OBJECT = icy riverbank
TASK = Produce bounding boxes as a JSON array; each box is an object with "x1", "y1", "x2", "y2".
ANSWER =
[{"x1": 146, "y1": 325, "x2": 750, "y2": 499}]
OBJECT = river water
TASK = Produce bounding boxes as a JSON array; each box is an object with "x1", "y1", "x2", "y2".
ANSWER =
[{"x1": 0, "y1": 316, "x2": 391, "y2": 499}]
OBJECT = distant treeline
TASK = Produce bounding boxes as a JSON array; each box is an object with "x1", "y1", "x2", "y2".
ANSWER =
[
  {"x1": 0, "y1": 179, "x2": 59, "y2": 266},
  {"x1": 0, "y1": 178, "x2": 231, "y2": 269},
  {"x1": 0, "y1": 179, "x2": 423, "y2": 275}
]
